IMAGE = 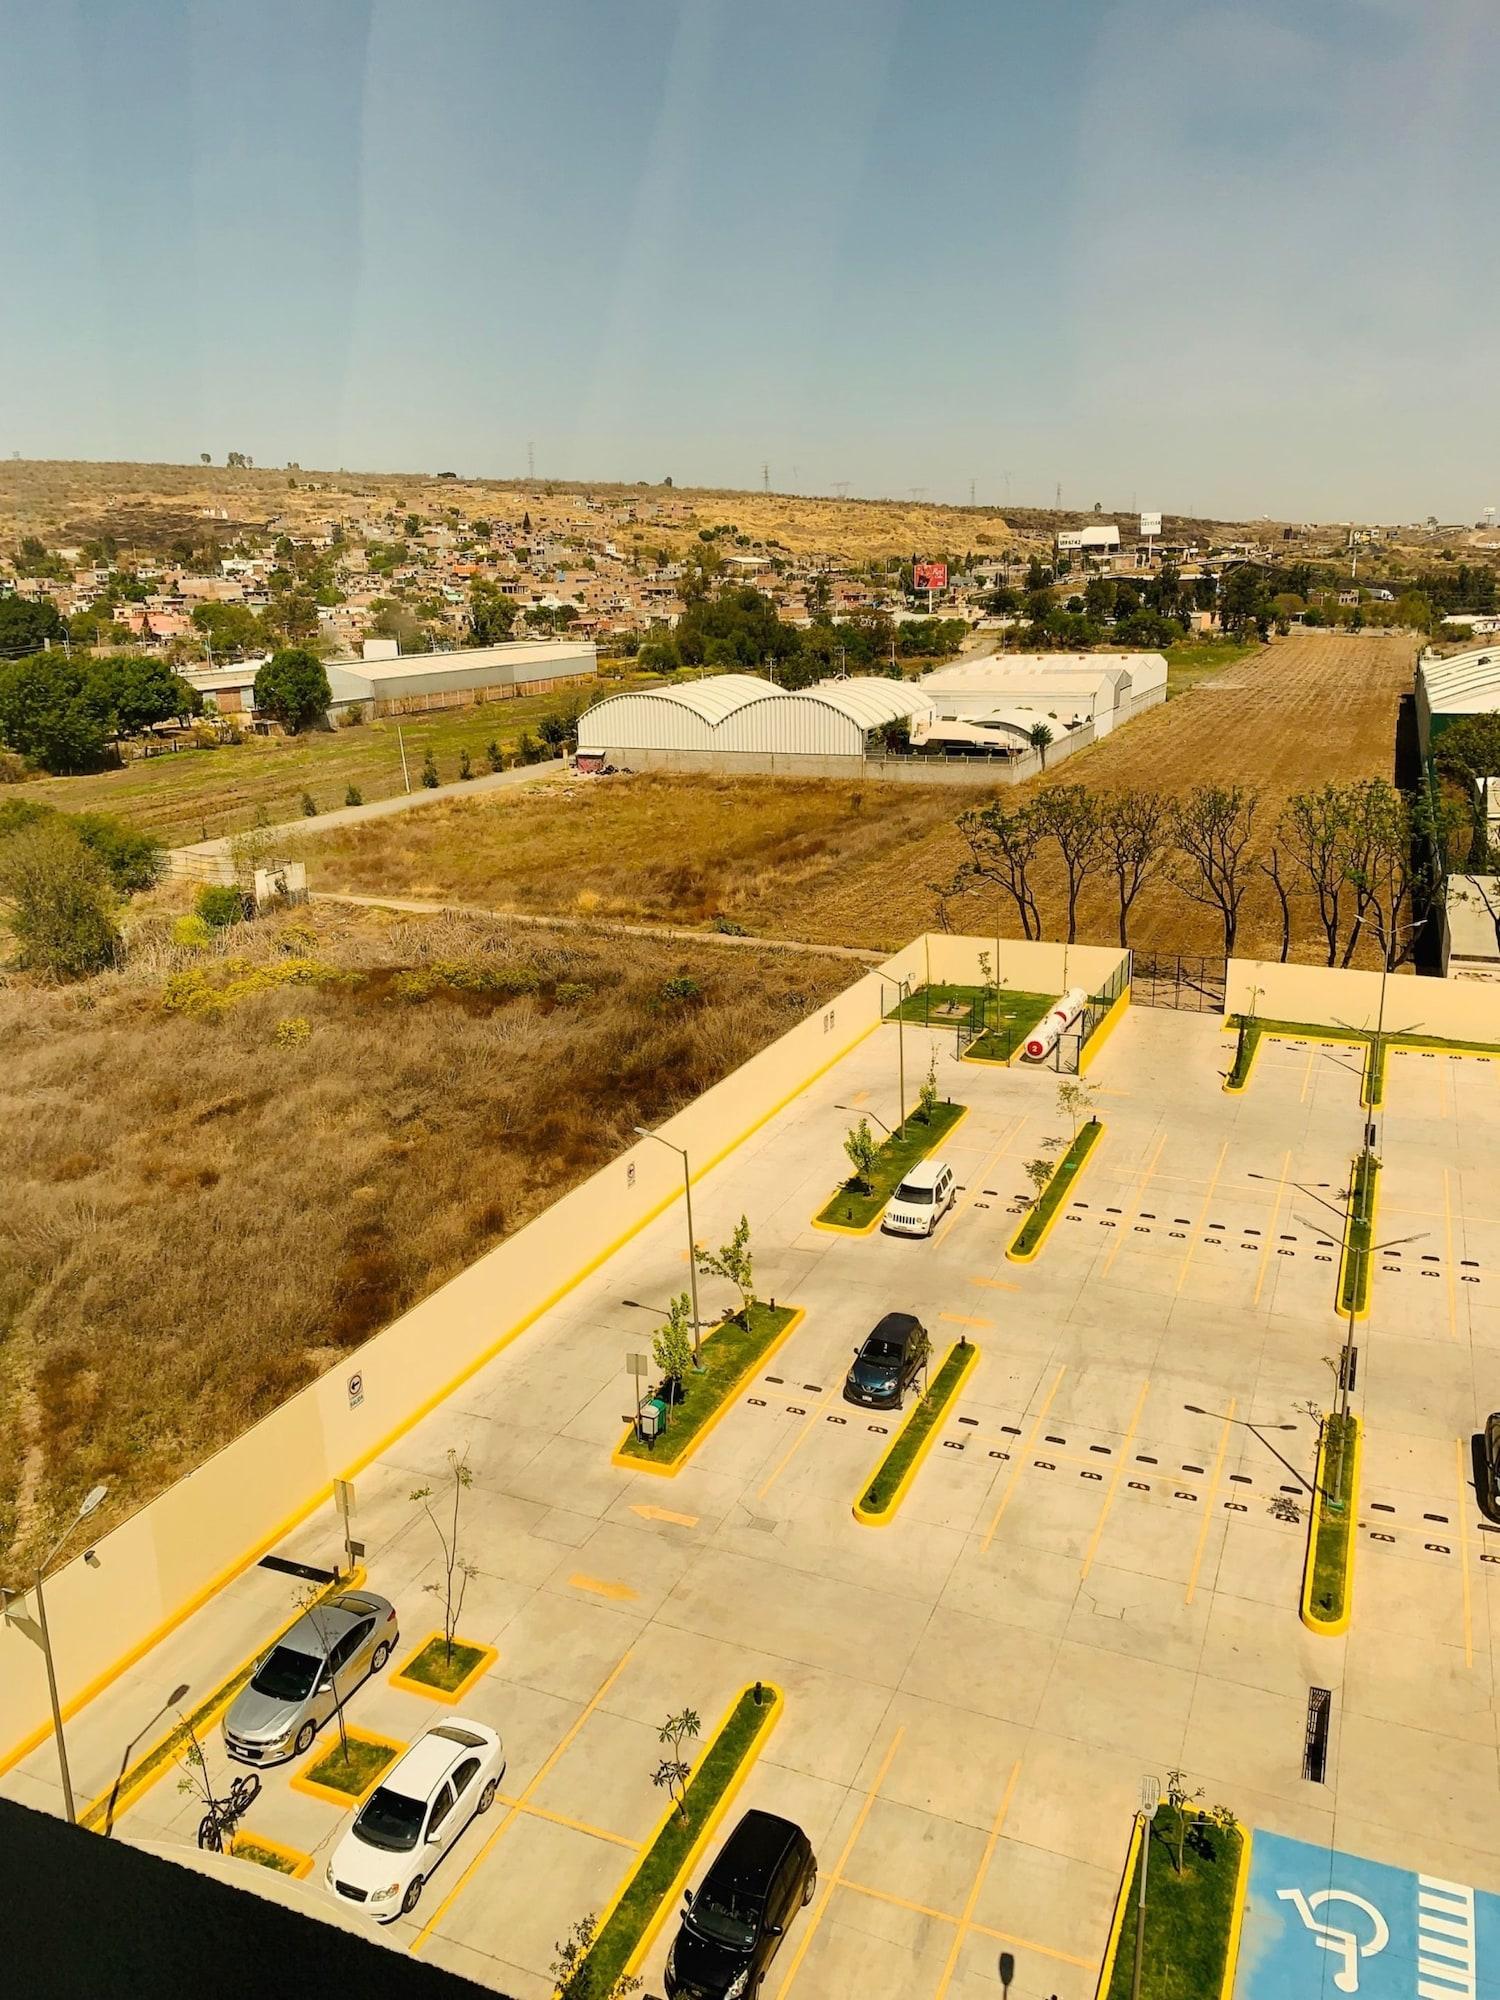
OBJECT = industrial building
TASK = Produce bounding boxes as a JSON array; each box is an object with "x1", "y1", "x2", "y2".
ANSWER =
[
  {"x1": 913, "y1": 652, "x2": 1167, "y2": 751},
  {"x1": 1417, "y1": 645, "x2": 1500, "y2": 756},
  {"x1": 576, "y1": 673, "x2": 936, "y2": 777},
  {"x1": 323, "y1": 637, "x2": 595, "y2": 717}
]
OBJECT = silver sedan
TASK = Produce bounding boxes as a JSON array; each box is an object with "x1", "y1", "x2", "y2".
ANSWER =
[{"x1": 222, "y1": 1590, "x2": 400, "y2": 1765}]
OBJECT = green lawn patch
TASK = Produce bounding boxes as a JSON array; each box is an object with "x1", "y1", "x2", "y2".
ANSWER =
[
  {"x1": 399, "y1": 1636, "x2": 489, "y2": 1693},
  {"x1": 1009, "y1": 1119, "x2": 1102, "y2": 1259},
  {"x1": 1308, "y1": 1412, "x2": 1359, "y2": 1628},
  {"x1": 1104, "y1": 1811, "x2": 1245, "y2": 2000},
  {"x1": 887, "y1": 984, "x2": 1054, "y2": 1063},
  {"x1": 234, "y1": 1837, "x2": 304, "y2": 1876},
  {"x1": 858, "y1": 1342, "x2": 976, "y2": 1519},
  {"x1": 816, "y1": 1100, "x2": 965, "y2": 1230},
  {"x1": 619, "y1": 1304, "x2": 797, "y2": 1465},
  {"x1": 1226, "y1": 1017, "x2": 1500, "y2": 1110},
  {"x1": 1164, "y1": 637, "x2": 1259, "y2": 698},
  {"x1": 303, "y1": 1734, "x2": 397, "y2": 1798},
  {"x1": 1225, "y1": 1018, "x2": 1262, "y2": 1089},
  {"x1": 563, "y1": 1686, "x2": 779, "y2": 1998},
  {"x1": 1338, "y1": 1149, "x2": 1379, "y2": 1317}
]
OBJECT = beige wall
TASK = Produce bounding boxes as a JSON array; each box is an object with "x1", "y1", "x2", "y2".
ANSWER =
[
  {"x1": 1227, "y1": 958, "x2": 1500, "y2": 1041},
  {"x1": 0, "y1": 940, "x2": 927, "y2": 1764},
  {"x1": 921, "y1": 933, "x2": 1130, "y2": 996}
]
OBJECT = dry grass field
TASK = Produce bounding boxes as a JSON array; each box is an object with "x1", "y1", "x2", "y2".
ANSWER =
[
  {"x1": 0, "y1": 901, "x2": 852, "y2": 1568},
  {"x1": 299, "y1": 632, "x2": 1415, "y2": 962}
]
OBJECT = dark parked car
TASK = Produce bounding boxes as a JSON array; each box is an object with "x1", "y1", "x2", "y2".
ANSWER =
[
  {"x1": 664, "y1": 1809, "x2": 817, "y2": 1999},
  {"x1": 843, "y1": 1311, "x2": 931, "y2": 1410},
  {"x1": 1483, "y1": 1412, "x2": 1500, "y2": 1511}
]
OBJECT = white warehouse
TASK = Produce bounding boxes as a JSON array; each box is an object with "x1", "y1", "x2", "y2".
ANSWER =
[
  {"x1": 913, "y1": 652, "x2": 1167, "y2": 752},
  {"x1": 323, "y1": 638, "x2": 596, "y2": 717},
  {"x1": 576, "y1": 673, "x2": 936, "y2": 777}
]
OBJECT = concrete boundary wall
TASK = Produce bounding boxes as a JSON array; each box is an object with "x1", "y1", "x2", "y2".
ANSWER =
[
  {"x1": 918, "y1": 933, "x2": 1130, "y2": 996},
  {"x1": 1226, "y1": 959, "x2": 1500, "y2": 1040},
  {"x1": 595, "y1": 729, "x2": 1095, "y2": 787},
  {"x1": 0, "y1": 938, "x2": 926, "y2": 1766}
]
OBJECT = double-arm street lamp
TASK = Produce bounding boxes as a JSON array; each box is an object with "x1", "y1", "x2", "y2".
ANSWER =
[
  {"x1": 633, "y1": 1125, "x2": 703, "y2": 1368},
  {"x1": 872, "y1": 973, "x2": 911, "y2": 1133},
  {"x1": 2, "y1": 1482, "x2": 109, "y2": 1824}
]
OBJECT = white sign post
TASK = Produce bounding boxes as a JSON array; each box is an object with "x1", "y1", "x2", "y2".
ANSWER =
[{"x1": 1140, "y1": 511, "x2": 1162, "y2": 566}]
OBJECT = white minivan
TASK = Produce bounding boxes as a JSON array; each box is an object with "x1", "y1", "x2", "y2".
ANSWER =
[{"x1": 883, "y1": 1159, "x2": 956, "y2": 1237}]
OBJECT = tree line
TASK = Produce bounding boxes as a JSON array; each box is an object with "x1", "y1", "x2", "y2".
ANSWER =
[
  {"x1": 627, "y1": 583, "x2": 967, "y2": 681},
  {"x1": 949, "y1": 775, "x2": 1447, "y2": 967}
]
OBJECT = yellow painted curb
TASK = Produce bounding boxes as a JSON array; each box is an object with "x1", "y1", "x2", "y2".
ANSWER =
[
  {"x1": 577, "y1": 1684, "x2": 783, "y2": 1982},
  {"x1": 611, "y1": 1308, "x2": 806, "y2": 1479},
  {"x1": 853, "y1": 1342, "x2": 981, "y2": 1527},
  {"x1": 1079, "y1": 982, "x2": 1131, "y2": 1074},
  {"x1": 1094, "y1": 1812, "x2": 1144, "y2": 1999},
  {"x1": 289, "y1": 1726, "x2": 406, "y2": 1808},
  {"x1": 78, "y1": 1565, "x2": 369, "y2": 1835},
  {"x1": 233, "y1": 1831, "x2": 315, "y2": 1881},
  {"x1": 1335, "y1": 1153, "x2": 1380, "y2": 1323},
  {"x1": 1300, "y1": 1416, "x2": 1360, "y2": 1637},
  {"x1": 1219, "y1": 1826, "x2": 1253, "y2": 2000},
  {"x1": 1006, "y1": 1120, "x2": 1104, "y2": 1264},
  {"x1": 390, "y1": 1633, "x2": 498, "y2": 1706},
  {"x1": 811, "y1": 1103, "x2": 970, "y2": 1235},
  {"x1": 1221, "y1": 1022, "x2": 1260, "y2": 1094}
]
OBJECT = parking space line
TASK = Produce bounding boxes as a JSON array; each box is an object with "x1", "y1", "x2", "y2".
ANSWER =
[
  {"x1": 1079, "y1": 1381, "x2": 1151, "y2": 1583},
  {"x1": 569, "y1": 1574, "x2": 640, "y2": 1601},
  {"x1": 1185, "y1": 1399, "x2": 1236, "y2": 1605},
  {"x1": 1456, "y1": 1436, "x2": 1474, "y2": 1669},
  {"x1": 774, "y1": 1726, "x2": 904, "y2": 1998},
  {"x1": 969, "y1": 1276, "x2": 1020, "y2": 1292},
  {"x1": 410, "y1": 1648, "x2": 634, "y2": 1954},
  {"x1": 1175, "y1": 1142, "x2": 1229, "y2": 1295},
  {"x1": 840, "y1": 1878, "x2": 957, "y2": 1923},
  {"x1": 1252, "y1": 1149, "x2": 1291, "y2": 1306},
  {"x1": 969, "y1": 1922, "x2": 1097, "y2": 1969},
  {"x1": 941, "y1": 1314, "x2": 992, "y2": 1329},
  {"x1": 933, "y1": 1762, "x2": 1020, "y2": 1999},
  {"x1": 1444, "y1": 1167, "x2": 1460, "y2": 1341},
  {"x1": 756, "y1": 1382, "x2": 844, "y2": 1502},
  {"x1": 1300, "y1": 1044, "x2": 1317, "y2": 1102},
  {"x1": 933, "y1": 1112, "x2": 1030, "y2": 1246},
  {"x1": 981, "y1": 1366, "x2": 1067, "y2": 1553},
  {"x1": 1100, "y1": 1130, "x2": 1167, "y2": 1276},
  {"x1": 495, "y1": 1794, "x2": 641, "y2": 1850}
]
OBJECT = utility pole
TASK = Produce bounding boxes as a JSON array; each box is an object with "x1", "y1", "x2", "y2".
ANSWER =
[
  {"x1": 526, "y1": 441, "x2": 535, "y2": 483},
  {"x1": 1132, "y1": 1776, "x2": 1161, "y2": 2000},
  {"x1": 762, "y1": 463, "x2": 769, "y2": 494},
  {"x1": 397, "y1": 725, "x2": 411, "y2": 793}
]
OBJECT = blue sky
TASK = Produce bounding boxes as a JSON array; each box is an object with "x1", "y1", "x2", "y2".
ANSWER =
[{"x1": 1, "y1": 0, "x2": 1495, "y2": 519}]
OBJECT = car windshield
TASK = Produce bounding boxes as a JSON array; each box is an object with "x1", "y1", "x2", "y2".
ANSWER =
[
  {"x1": 688, "y1": 1887, "x2": 760, "y2": 1949},
  {"x1": 894, "y1": 1182, "x2": 933, "y2": 1203},
  {"x1": 355, "y1": 1787, "x2": 426, "y2": 1852},
  {"x1": 862, "y1": 1337, "x2": 903, "y2": 1363},
  {"x1": 250, "y1": 1646, "x2": 320, "y2": 1702}
]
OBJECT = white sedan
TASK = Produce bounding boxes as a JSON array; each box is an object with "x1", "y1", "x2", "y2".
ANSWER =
[{"x1": 324, "y1": 1719, "x2": 505, "y2": 1920}]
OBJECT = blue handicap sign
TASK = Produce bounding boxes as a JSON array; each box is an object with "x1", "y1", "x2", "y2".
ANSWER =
[{"x1": 1236, "y1": 1830, "x2": 1500, "y2": 2000}]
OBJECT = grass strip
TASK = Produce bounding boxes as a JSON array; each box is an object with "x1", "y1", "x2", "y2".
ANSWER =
[
  {"x1": 235, "y1": 1838, "x2": 303, "y2": 1876},
  {"x1": 400, "y1": 1637, "x2": 488, "y2": 1692},
  {"x1": 304, "y1": 1734, "x2": 397, "y2": 1797},
  {"x1": 859, "y1": 1342, "x2": 974, "y2": 1517},
  {"x1": 817, "y1": 1099, "x2": 965, "y2": 1229},
  {"x1": 620, "y1": 1304, "x2": 795, "y2": 1465},
  {"x1": 1308, "y1": 1412, "x2": 1358, "y2": 1626},
  {"x1": 1104, "y1": 1811, "x2": 1244, "y2": 2000},
  {"x1": 1338, "y1": 1149, "x2": 1378, "y2": 1317},
  {"x1": 1010, "y1": 1119, "x2": 1101, "y2": 1257},
  {"x1": 1225, "y1": 1018, "x2": 1261, "y2": 1089},
  {"x1": 565, "y1": 1687, "x2": 778, "y2": 1997}
]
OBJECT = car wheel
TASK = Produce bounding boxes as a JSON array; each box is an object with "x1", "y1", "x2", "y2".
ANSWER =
[
  {"x1": 401, "y1": 1875, "x2": 425, "y2": 1916},
  {"x1": 802, "y1": 1863, "x2": 817, "y2": 1907},
  {"x1": 371, "y1": 1640, "x2": 391, "y2": 1673},
  {"x1": 294, "y1": 1720, "x2": 316, "y2": 1757},
  {"x1": 477, "y1": 1778, "x2": 498, "y2": 1813}
]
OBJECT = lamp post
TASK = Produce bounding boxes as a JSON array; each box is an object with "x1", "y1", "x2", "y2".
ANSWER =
[
  {"x1": 1183, "y1": 1405, "x2": 1320, "y2": 1500},
  {"x1": 835, "y1": 1102, "x2": 892, "y2": 1138},
  {"x1": 1131, "y1": 1774, "x2": 1161, "y2": 2000},
  {"x1": 873, "y1": 973, "x2": 910, "y2": 1134},
  {"x1": 632, "y1": 1125, "x2": 703, "y2": 1368},
  {"x1": 2, "y1": 1483, "x2": 108, "y2": 1825}
]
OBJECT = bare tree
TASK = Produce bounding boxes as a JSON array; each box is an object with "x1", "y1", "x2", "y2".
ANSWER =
[
  {"x1": 1342, "y1": 779, "x2": 1417, "y2": 968},
  {"x1": 1259, "y1": 845, "x2": 1294, "y2": 964},
  {"x1": 410, "y1": 1449, "x2": 478, "y2": 1666},
  {"x1": 958, "y1": 800, "x2": 1046, "y2": 941},
  {"x1": 1280, "y1": 785, "x2": 1353, "y2": 966},
  {"x1": 1097, "y1": 789, "x2": 1171, "y2": 947},
  {"x1": 1170, "y1": 786, "x2": 1260, "y2": 956},
  {"x1": 1033, "y1": 784, "x2": 1102, "y2": 945}
]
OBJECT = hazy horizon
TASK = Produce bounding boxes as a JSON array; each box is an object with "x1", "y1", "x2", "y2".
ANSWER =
[{"x1": 3, "y1": 1, "x2": 1496, "y2": 523}]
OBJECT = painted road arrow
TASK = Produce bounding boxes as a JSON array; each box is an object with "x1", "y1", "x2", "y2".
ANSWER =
[{"x1": 629, "y1": 1504, "x2": 699, "y2": 1528}]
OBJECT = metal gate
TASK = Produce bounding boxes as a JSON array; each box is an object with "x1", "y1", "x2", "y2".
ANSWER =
[{"x1": 1131, "y1": 953, "x2": 1227, "y2": 1012}]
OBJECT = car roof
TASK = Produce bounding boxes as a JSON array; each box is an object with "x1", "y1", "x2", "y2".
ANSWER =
[
  {"x1": 895, "y1": 1160, "x2": 947, "y2": 1189},
  {"x1": 380, "y1": 1724, "x2": 491, "y2": 1801},
  {"x1": 275, "y1": 1601, "x2": 362, "y2": 1657},
  {"x1": 706, "y1": 1810, "x2": 801, "y2": 1889},
  {"x1": 869, "y1": 1311, "x2": 923, "y2": 1342}
]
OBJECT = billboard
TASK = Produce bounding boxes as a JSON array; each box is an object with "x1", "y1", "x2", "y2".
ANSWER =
[
  {"x1": 1140, "y1": 511, "x2": 1162, "y2": 538},
  {"x1": 913, "y1": 560, "x2": 948, "y2": 593}
]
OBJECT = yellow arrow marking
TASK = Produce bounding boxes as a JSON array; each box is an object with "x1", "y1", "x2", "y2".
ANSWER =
[
  {"x1": 568, "y1": 1574, "x2": 639, "y2": 1601},
  {"x1": 629, "y1": 1504, "x2": 699, "y2": 1528}
]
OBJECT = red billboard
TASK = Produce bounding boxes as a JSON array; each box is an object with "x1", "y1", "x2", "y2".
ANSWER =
[{"x1": 913, "y1": 560, "x2": 948, "y2": 593}]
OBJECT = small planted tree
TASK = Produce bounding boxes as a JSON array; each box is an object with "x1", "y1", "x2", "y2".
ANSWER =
[
  {"x1": 296, "y1": 1581, "x2": 351, "y2": 1762},
  {"x1": 486, "y1": 738, "x2": 504, "y2": 772},
  {"x1": 551, "y1": 1915, "x2": 642, "y2": 2000},
  {"x1": 1164, "y1": 1768, "x2": 1206, "y2": 1875},
  {"x1": 421, "y1": 748, "x2": 439, "y2": 788},
  {"x1": 652, "y1": 1708, "x2": 702, "y2": 1825},
  {"x1": 458, "y1": 747, "x2": 473, "y2": 780},
  {"x1": 1056, "y1": 1078, "x2": 1097, "y2": 1140},
  {"x1": 652, "y1": 1294, "x2": 695, "y2": 1405},
  {"x1": 843, "y1": 1117, "x2": 881, "y2": 1193},
  {"x1": 410, "y1": 1449, "x2": 479, "y2": 1666},
  {"x1": 918, "y1": 1051, "x2": 940, "y2": 1124},
  {"x1": 694, "y1": 1214, "x2": 755, "y2": 1322},
  {"x1": 344, "y1": 783, "x2": 363, "y2": 807},
  {"x1": 1023, "y1": 1153, "x2": 1057, "y2": 1208}
]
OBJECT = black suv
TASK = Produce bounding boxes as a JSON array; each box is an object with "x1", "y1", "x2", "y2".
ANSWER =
[
  {"x1": 843, "y1": 1311, "x2": 931, "y2": 1410},
  {"x1": 1482, "y1": 1411, "x2": 1500, "y2": 1514},
  {"x1": 664, "y1": 1809, "x2": 817, "y2": 1999}
]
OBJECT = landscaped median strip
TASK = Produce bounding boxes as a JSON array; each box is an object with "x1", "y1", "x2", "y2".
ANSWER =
[
  {"x1": 612, "y1": 1304, "x2": 803, "y2": 1476},
  {"x1": 79, "y1": 1564, "x2": 366, "y2": 1835},
  {"x1": 854, "y1": 1341, "x2": 979, "y2": 1524},
  {"x1": 814, "y1": 1100, "x2": 967, "y2": 1233},
  {"x1": 1006, "y1": 1118, "x2": 1104, "y2": 1263},
  {"x1": 1222, "y1": 1017, "x2": 1261, "y2": 1093},
  {"x1": 558, "y1": 1682, "x2": 783, "y2": 1997},
  {"x1": 1097, "y1": 1804, "x2": 1248, "y2": 2000},
  {"x1": 1337, "y1": 1148, "x2": 1380, "y2": 1319},
  {"x1": 1301, "y1": 1412, "x2": 1360, "y2": 1636}
]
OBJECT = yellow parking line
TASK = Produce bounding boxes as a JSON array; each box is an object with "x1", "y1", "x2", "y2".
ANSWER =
[
  {"x1": 1456, "y1": 1437, "x2": 1474, "y2": 1670},
  {"x1": 840, "y1": 1878, "x2": 958, "y2": 1923},
  {"x1": 933, "y1": 1762, "x2": 1021, "y2": 1999},
  {"x1": 970, "y1": 1276, "x2": 1020, "y2": 1292},
  {"x1": 1101, "y1": 1130, "x2": 1167, "y2": 1276},
  {"x1": 1175, "y1": 1141, "x2": 1229, "y2": 1296},
  {"x1": 756, "y1": 1383, "x2": 842, "y2": 1502},
  {"x1": 410, "y1": 1649, "x2": 633, "y2": 1953},
  {"x1": 568, "y1": 1574, "x2": 639, "y2": 1602},
  {"x1": 941, "y1": 1313, "x2": 992, "y2": 1329},
  {"x1": 933, "y1": 1114, "x2": 1029, "y2": 1247},
  {"x1": 1185, "y1": 1399, "x2": 1236, "y2": 1605},
  {"x1": 775, "y1": 1727, "x2": 904, "y2": 1998},
  {"x1": 1252, "y1": 1150, "x2": 1291, "y2": 1307},
  {"x1": 969, "y1": 1923, "x2": 1096, "y2": 1970},
  {"x1": 495, "y1": 1794, "x2": 641, "y2": 1850},
  {"x1": 1079, "y1": 1381, "x2": 1150, "y2": 1583},
  {"x1": 981, "y1": 1366, "x2": 1067, "y2": 1553},
  {"x1": 1443, "y1": 1167, "x2": 1459, "y2": 1342},
  {"x1": 1300, "y1": 1045, "x2": 1317, "y2": 1102}
]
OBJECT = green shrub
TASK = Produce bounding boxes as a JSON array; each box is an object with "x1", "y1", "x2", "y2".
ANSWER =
[
  {"x1": 272, "y1": 1015, "x2": 311, "y2": 1047},
  {"x1": 195, "y1": 883, "x2": 248, "y2": 928},
  {"x1": 458, "y1": 748, "x2": 473, "y2": 780},
  {"x1": 0, "y1": 819, "x2": 119, "y2": 978},
  {"x1": 422, "y1": 750, "x2": 439, "y2": 788},
  {"x1": 300, "y1": 792, "x2": 318, "y2": 817},
  {"x1": 486, "y1": 739, "x2": 504, "y2": 772},
  {"x1": 172, "y1": 914, "x2": 212, "y2": 947},
  {"x1": 658, "y1": 975, "x2": 702, "y2": 1004},
  {"x1": 344, "y1": 784, "x2": 363, "y2": 807},
  {"x1": 554, "y1": 980, "x2": 592, "y2": 1005}
]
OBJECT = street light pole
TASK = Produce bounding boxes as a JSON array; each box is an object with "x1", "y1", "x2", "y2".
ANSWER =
[
  {"x1": 633, "y1": 1126, "x2": 703, "y2": 1368},
  {"x1": 3, "y1": 1482, "x2": 108, "y2": 1825},
  {"x1": 874, "y1": 973, "x2": 909, "y2": 1134},
  {"x1": 1131, "y1": 1775, "x2": 1161, "y2": 2000}
]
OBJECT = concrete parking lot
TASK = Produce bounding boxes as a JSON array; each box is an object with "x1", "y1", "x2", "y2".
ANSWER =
[{"x1": 7, "y1": 1002, "x2": 1500, "y2": 1998}]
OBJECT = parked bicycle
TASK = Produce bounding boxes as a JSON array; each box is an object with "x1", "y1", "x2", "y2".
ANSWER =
[{"x1": 197, "y1": 1771, "x2": 261, "y2": 1851}]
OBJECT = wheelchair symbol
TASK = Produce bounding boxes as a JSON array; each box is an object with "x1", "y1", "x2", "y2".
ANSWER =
[{"x1": 1276, "y1": 1886, "x2": 1390, "y2": 1993}]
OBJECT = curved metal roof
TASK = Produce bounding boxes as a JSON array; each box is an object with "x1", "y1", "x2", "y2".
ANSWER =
[
  {"x1": 801, "y1": 678, "x2": 936, "y2": 725},
  {"x1": 583, "y1": 673, "x2": 776, "y2": 726},
  {"x1": 1422, "y1": 648, "x2": 1500, "y2": 708}
]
